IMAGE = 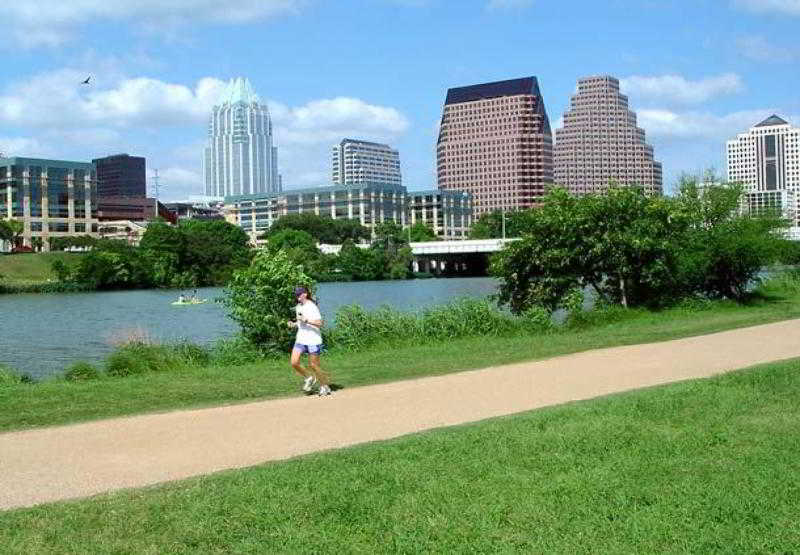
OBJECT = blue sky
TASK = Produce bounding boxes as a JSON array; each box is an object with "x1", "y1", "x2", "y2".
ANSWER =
[{"x1": 0, "y1": 0, "x2": 798, "y2": 200}]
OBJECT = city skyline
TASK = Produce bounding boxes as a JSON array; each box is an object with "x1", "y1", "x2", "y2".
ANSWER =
[{"x1": 0, "y1": 1, "x2": 797, "y2": 201}]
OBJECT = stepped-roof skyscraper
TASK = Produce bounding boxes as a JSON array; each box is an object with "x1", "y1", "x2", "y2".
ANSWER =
[
  {"x1": 554, "y1": 75, "x2": 662, "y2": 195},
  {"x1": 204, "y1": 77, "x2": 281, "y2": 198},
  {"x1": 436, "y1": 77, "x2": 553, "y2": 215}
]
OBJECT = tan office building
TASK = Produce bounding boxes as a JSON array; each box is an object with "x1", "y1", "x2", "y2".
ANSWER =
[
  {"x1": 554, "y1": 75, "x2": 662, "y2": 196},
  {"x1": 436, "y1": 77, "x2": 553, "y2": 215}
]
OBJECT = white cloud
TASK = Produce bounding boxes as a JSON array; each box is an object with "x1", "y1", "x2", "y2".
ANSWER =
[
  {"x1": 737, "y1": 36, "x2": 798, "y2": 62},
  {"x1": 0, "y1": 70, "x2": 411, "y2": 193},
  {"x1": 620, "y1": 73, "x2": 744, "y2": 105},
  {"x1": 734, "y1": 0, "x2": 800, "y2": 16},
  {"x1": 0, "y1": 136, "x2": 48, "y2": 158},
  {"x1": 487, "y1": 0, "x2": 533, "y2": 10},
  {"x1": 0, "y1": 72, "x2": 226, "y2": 129},
  {"x1": 637, "y1": 108, "x2": 786, "y2": 140},
  {"x1": 0, "y1": 0, "x2": 305, "y2": 47}
]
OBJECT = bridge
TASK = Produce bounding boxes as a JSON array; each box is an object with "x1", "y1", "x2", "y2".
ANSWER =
[{"x1": 319, "y1": 238, "x2": 520, "y2": 275}]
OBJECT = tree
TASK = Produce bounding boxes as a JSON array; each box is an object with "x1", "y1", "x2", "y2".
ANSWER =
[
  {"x1": 267, "y1": 229, "x2": 317, "y2": 252},
  {"x1": 180, "y1": 220, "x2": 252, "y2": 285},
  {"x1": 222, "y1": 249, "x2": 314, "y2": 353},
  {"x1": 336, "y1": 240, "x2": 385, "y2": 281},
  {"x1": 0, "y1": 219, "x2": 24, "y2": 249},
  {"x1": 468, "y1": 210, "x2": 536, "y2": 239},
  {"x1": 264, "y1": 213, "x2": 370, "y2": 244},
  {"x1": 408, "y1": 222, "x2": 437, "y2": 242}
]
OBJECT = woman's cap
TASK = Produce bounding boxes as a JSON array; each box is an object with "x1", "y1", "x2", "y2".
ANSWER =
[{"x1": 294, "y1": 286, "x2": 308, "y2": 298}]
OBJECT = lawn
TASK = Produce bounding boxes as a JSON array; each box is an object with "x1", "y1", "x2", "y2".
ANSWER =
[
  {"x1": 2, "y1": 357, "x2": 799, "y2": 552},
  {"x1": 0, "y1": 252, "x2": 85, "y2": 284},
  {"x1": 1, "y1": 274, "x2": 800, "y2": 432}
]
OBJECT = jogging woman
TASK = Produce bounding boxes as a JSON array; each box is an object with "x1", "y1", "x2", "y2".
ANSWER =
[{"x1": 288, "y1": 286, "x2": 331, "y2": 396}]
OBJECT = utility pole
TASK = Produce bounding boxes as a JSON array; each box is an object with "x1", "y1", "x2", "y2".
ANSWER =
[
  {"x1": 152, "y1": 168, "x2": 160, "y2": 220},
  {"x1": 501, "y1": 209, "x2": 506, "y2": 240}
]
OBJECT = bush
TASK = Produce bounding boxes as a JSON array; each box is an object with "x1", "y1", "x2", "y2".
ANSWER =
[
  {"x1": 210, "y1": 336, "x2": 267, "y2": 366},
  {"x1": 0, "y1": 365, "x2": 24, "y2": 386},
  {"x1": 172, "y1": 343, "x2": 212, "y2": 366},
  {"x1": 420, "y1": 298, "x2": 516, "y2": 339},
  {"x1": 222, "y1": 249, "x2": 314, "y2": 354},
  {"x1": 519, "y1": 306, "x2": 553, "y2": 333},
  {"x1": 326, "y1": 305, "x2": 420, "y2": 351},
  {"x1": 106, "y1": 342, "x2": 184, "y2": 377},
  {"x1": 64, "y1": 361, "x2": 101, "y2": 381}
]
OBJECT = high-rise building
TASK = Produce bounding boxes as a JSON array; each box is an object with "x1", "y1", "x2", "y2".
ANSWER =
[
  {"x1": 332, "y1": 139, "x2": 401, "y2": 186},
  {"x1": 727, "y1": 115, "x2": 800, "y2": 238},
  {"x1": 436, "y1": 77, "x2": 553, "y2": 215},
  {"x1": 554, "y1": 75, "x2": 662, "y2": 195},
  {"x1": 92, "y1": 153, "x2": 146, "y2": 197},
  {"x1": 203, "y1": 77, "x2": 281, "y2": 198}
]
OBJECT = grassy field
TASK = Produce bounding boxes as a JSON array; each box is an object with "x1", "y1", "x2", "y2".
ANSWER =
[
  {"x1": 2, "y1": 357, "x2": 799, "y2": 552},
  {"x1": 2, "y1": 275, "x2": 800, "y2": 432},
  {"x1": 0, "y1": 252, "x2": 85, "y2": 284}
]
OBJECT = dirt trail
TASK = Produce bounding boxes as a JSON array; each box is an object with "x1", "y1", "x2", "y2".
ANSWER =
[{"x1": 2, "y1": 319, "x2": 799, "y2": 511}]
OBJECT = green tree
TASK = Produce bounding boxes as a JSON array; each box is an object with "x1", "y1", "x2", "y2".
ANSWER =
[
  {"x1": 267, "y1": 229, "x2": 317, "y2": 252},
  {"x1": 0, "y1": 219, "x2": 24, "y2": 248},
  {"x1": 222, "y1": 249, "x2": 314, "y2": 353},
  {"x1": 468, "y1": 210, "x2": 536, "y2": 239},
  {"x1": 408, "y1": 222, "x2": 438, "y2": 242},
  {"x1": 264, "y1": 213, "x2": 370, "y2": 244},
  {"x1": 336, "y1": 240, "x2": 384, "y2": 281},
  {"x1": 181, "y1": 220, "x2": 252, "y2": 285}
]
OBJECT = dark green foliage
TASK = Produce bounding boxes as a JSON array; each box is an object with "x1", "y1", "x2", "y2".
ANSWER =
[
  {"x1": 106, "y1": 342, "x2": 184, "y2": 377},
  {"x1": 326, "y1": 298, "x2": 519, "y2": 351},
  {"x1": 492, "y1": 183, "x2": 787, "y2": 313},
  {"x1": 408, "y1": 222, "x2": 438, "y2": 242},
  {"x1": 172, "y1": 343, "x2": 212, "y2": 366},
  {"x1": 336, "y1": 240, "x2": 385, "y2": 281},
  {"x1": 0, "y1": 364, "x2": 27, "y2": 386},
  {"x1": 180, "y1": 220, "x2": 253, "y2": 285},
  {"x1": 210, "y1": 337, "x2": 267, "y2": 366},
  {"x1": 222, "y1": 249, "x2": 314, "y2": 353},
  {"x1": 64, "y1": 361, "x2": 100, "y2": 381},
  {"x1": 49, "y1": 235, "x2": 98, "y2": 251},
  {"x1": 264, "y1": 213, "x2": 370, "y2": 244},
  {"x1": 468, "y1": 209, "x2": 536, "y2": 239}
]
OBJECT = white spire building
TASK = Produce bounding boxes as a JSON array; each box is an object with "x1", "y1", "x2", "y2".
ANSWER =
[{"x1": 203, "y1": 77, "x2": 281, "y2": 198}]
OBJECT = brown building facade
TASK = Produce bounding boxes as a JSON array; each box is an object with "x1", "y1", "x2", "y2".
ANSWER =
[
  {"x1": 436, "y1": 77, "x2": 553, "y2": 216},
  {"x1": 554, "y1": 75, "x2": 662, "y2": 195}
]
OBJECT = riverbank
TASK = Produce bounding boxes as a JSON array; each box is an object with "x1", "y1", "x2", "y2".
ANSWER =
[
  {"x1": 2, "y1": 355, "x2": 798, "y2": 551},
  {"x1": 2, "y1": 272, "x2": 800, "y2": 432},
  {"x1": 0, "y1": 252, "x2": 88, "y2": 293}
]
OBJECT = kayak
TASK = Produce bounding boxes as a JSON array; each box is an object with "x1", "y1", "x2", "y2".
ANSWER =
[{"x1": 171, "y1": 299, "x2": 208, "y2": 306}]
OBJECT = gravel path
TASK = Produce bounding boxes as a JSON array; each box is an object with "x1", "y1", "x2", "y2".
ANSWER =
[{"x1": 2, "y1": 319, "x2": 800, "y2": 511}]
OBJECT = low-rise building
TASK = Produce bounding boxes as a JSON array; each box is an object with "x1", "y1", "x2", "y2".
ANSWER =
[
  {"x1": 408, "y1": 189, "x2": 473, "y2": 239},
  {"x1": 226, "y1": 182, "x2": 409, "y2": 241},
  {"x1": 0, "y1": 157, "x2": 98, "y2": 250}
]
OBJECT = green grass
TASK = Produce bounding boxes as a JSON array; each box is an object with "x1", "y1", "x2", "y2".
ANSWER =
[
  {"x1": 2, "y1": 279, "x2": 800, "y2": 432},
  {"x1": 0, "y1": 252, "x2": 85, "y2": 284},
  {"x1": 3, "y1": 358, "x2": 799, "y2": 552}
]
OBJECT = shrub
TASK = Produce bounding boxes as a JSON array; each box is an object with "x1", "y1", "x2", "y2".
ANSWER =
[
  {"x1": 64, "y1": 361, "x2": 101, "y2": 381},
  {"x1": 222, "y1": 249, "x2": 314, "y2": 354},
  {"x1": 420, "y1": 298, "x2": 516, "y2": 339},
  {"x1": 210, "y1": 336, "x2": 267, "y2": 366},
  {"x1": 519, "y1": 306, "x2": 553, "y2": 333},
  {"x1": 106, "y1": 342, "x2": 184, "y2": 377},
  {"x1": 172, "y1": 342, "x2": 212, "y2": 366},
  {"x1": 0, "y1": 365, "x2": 25, "y2": 386},
  {"x1": 326, "y1": 305, "x2": 420, "y2": 351}
]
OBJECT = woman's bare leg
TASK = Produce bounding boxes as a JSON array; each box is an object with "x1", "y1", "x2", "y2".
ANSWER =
[
  {"x1": 308, "y1": 354, "x2": 329, "y2": 386},
  {"x1": 290, "y1": 348, "x2": 309, "y2": 378}
]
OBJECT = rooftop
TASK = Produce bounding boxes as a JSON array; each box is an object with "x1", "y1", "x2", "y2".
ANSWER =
[
  {"x1": 445, "y1": 77, "x2": 542, "y2": 105},
  {"x1": 755, "y1": 114, "x2": 789, "y2": 127},
  {"x1": 217, "y1": 77, "x2": 260, "y2": 106}
]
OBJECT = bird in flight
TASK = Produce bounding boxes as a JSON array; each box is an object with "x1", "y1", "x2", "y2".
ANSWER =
[{"x1": 81, "y1": 76, "x2": 91, "y2": 85}]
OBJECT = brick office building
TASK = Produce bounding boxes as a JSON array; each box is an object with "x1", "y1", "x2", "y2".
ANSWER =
[{"x1": 436, "y1": 77, "x2": 553, "y2": 215}]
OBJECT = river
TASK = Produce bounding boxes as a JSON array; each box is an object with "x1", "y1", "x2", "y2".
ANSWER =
[{"x1": 0, "y1": 277, "x2": 499, "y2": 380}]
